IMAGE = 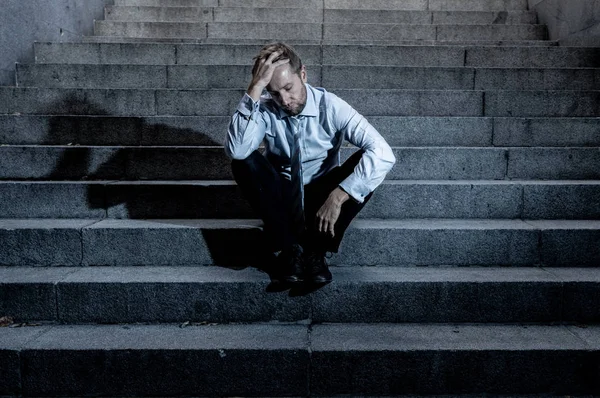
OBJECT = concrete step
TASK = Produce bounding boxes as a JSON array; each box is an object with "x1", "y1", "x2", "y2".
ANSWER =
[
  {"x1": 82, "y1": 36, "x2": 559, "y2": 46},
  {"x1": 15, "y1": 63, "x2": 319, "y2": 89},
  {"x1": 114, "y1": 0, "x2": 529, "y2": 11},
  {"x1": 326, "y1": 9, "x2": 538, "y2": 24},
  {"x1": 1, "y1": 146, "x2": 599, "y2": 181},
  {"x1": 3, "y1": 115, "x2": 599, "y2": 147},
  {"x1": 114, "y1": 0, "x2": 219, "y2": 6},
  {"x1": 0, "y1": 218, "x2": 598, "y2": 266},
  {"x1": 1, "y1": 266, "x2": 599, "y2": 324},
  {"x1": 35, "y1": 43, "x2": 598, "y2": 68},
  {"x1": 2, "y1": 87, "x2": 599, "y2": 117},
  {"x1": 16, "y1": 63, "x2": 600, "y2": 90},
  {"x1": 1, "y1": 180, "x2": 599, "y2": 220},
  {"x1": 105, "y1": 7, "x2": 537, "y2": 25},
  {"x1": 106, "y1": 6, "x2": 323, "y2": 23},
  {"x1": 324, "y1": 24, "x2": 547, "y2": 42},
  {"x1": 1, "y1": 323, "x2": 598, "y2": 396},
  {"x1": 94, "y1": 21, "x2": 547, "y2": 41}
]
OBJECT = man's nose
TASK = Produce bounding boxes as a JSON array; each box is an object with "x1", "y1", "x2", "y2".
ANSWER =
[{"x1": 280, "y1": 93, "x2": 291, "y2": 106}]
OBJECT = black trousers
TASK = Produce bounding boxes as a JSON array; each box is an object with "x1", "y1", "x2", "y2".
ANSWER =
[{"x1": 231, "y1": 149, "x2": 373, "y2": 253}]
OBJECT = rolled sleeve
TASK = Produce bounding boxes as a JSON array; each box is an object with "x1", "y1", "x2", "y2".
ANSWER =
[
  {"x1": 329, "y1": 93, "x2": 396, "y2": 202},
  {"x1": 226, "y1": 93, "x2": 268, "y2": 160}
]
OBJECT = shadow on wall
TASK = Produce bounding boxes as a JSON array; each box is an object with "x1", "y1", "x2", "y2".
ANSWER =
[{"x1": 41, "y1": 95, "x2": 270, "y2": 269}]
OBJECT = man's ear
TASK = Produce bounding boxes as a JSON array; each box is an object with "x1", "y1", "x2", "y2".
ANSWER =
[{"x1": 300, "y1": 65, "x2": 307, "y2": 83}]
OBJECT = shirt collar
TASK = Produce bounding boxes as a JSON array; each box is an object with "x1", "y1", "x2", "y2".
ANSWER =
[{"x1": 278, "y1": 83, "x2": 318, "y2": 119}]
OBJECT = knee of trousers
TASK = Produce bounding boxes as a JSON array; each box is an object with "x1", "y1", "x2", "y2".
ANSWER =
[{"x1": 231, "y1": 150, "x2": 266, "y2": 176}]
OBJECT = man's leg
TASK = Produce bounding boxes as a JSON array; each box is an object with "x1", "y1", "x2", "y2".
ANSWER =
[
  {"x1": 302, "y1": 150, "x2": 374, "y2": 282},
  {"x1": 231, "y1": 150, "x2": 304, "y2": 282}
]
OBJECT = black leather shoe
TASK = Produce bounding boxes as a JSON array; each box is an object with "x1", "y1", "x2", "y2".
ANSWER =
[
  {"x1": 273, "y1": 243, "x2": 304, "y2": 284},
  {"x1": 304, "y1": 250, "x2": 332, "y2": 285}
]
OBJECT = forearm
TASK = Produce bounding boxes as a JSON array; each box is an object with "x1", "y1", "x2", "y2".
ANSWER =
[
  {"x1": 225, "y1": 94, "x2": 266, "y2": 159},
  {"x1": 328, "y1": 186, "x2": 350, "y2": 207},
  {"x1": 247, "y1": 82, "x2": 265, "y2": 103}
]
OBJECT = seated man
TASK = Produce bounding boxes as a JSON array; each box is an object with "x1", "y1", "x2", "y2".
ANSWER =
[{"x1": 226, "y1": 42, "x2": 395, "y2": 285}]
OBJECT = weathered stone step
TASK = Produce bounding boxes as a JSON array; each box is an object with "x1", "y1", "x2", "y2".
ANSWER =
[
  {"x1": 94, "y1": 21, "x2": 547, "y2": 41},
  {"x1": 114, "y1": 0, "x2": 530, "y2": 12},
  {"x1": 82, "y1": 36, "x2": 559, "y2": 46},
  {"x1": 2, "y1": 88, "x2": 599, "y2": 117},
  {"x1": 1, "y1": 146, "x2": 599, "y2": 181},
  {"x1": 2, "y1": 323, "x2": 598, "y2": 396},
  {"x1": 35, "y1": 43, "x2": 598, "y2": 68},
  {"x1": 105, "y1": 6, "x2": 537, "y2": 25},
  {"x1": 1, "y1": 266, "x2": 599, "y2": 324},
  {"x1": 2, "y1": 180, "x2": 598, "y2": 220},
  {"x1": 16, "y1": 63, "x2": 600, "y2": 90},
  {"x1": 0, "y1": 218, "x2": 598, "y2": 266},
  {"x1": 3, "y1": 115, "x2": 599, "y2": 147}
]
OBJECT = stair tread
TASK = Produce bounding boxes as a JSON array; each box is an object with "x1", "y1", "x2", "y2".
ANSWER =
[
  {"x1": 1, "y1": 323, "x2": 598, "y2": 351},
  {"x1": 2, "y1": 218, "x2": 600, "y2": 229},
  {"x1": 2, "y1": 265, "x2": 600, "y2": 283}
]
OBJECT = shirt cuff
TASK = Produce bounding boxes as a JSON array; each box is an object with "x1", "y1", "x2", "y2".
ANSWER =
[
  {"x1": 236, "y1": 93, "x2": 259, "y2": 117},
  {"x1": 339, "y1": 173, "x2": 371, "y2": 204}
]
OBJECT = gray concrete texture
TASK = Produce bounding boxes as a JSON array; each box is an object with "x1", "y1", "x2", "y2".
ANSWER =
[
  {"x1": 2, "y1": 146, "x2": 599, "y2": 180},
  {"x1": 17, "y1": 63, "x2": 599, "y2": 91},
  {"x1": 113, "y1": 0, "x2": 528, "y2": 10},
  {"x1": 33, "y1": 42, "x2": 600, "y2": 68},
  {"x1": 115, "y1": 0, "x2": 218, "y2": 6},
  {"x1": 2, "y1": 180, "x2": 598, "y2": 220},
  {"x1": 93, "y1": 21, "x2": 547, "y2": 41},
  {"x1": 104, "y1": 7, "x2": 537, "y2": 25},
  {"x1": 0, "y1": 323, "x2": 599, "y2": 396},
  {"x1": 310, "y1": 324, "x2": 598, "y2": 395},
  {"x1": 0, "y1": 0, "x2": 111, "y2": 86},
  {"x1": 2, "y1": 266, "x2": 600, "y2": 323},
  {"x1": 1, "y1": 218, "x2": 599, "y2": 266},
  {"x1": 2, "y1": 115, "x2": 599, "y2": 147},
  {"x1": 529, "y1": 0, "x2": 600, "y2": 45},
  {"x1": 18, "y1": 324, "x2": 309, "y2": 397}
]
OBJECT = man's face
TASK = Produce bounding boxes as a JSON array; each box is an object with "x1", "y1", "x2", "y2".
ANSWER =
[{"x1": 266, "y1": 64, "x2": 307, "y2": 116}]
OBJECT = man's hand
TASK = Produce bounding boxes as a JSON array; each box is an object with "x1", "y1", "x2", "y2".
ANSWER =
[
  {"x1": 247, "y1": 50, "x2": 290, "y2": 102},
  {"x1": 316, "y1": 187, "x2": 350, "y2": 238}
]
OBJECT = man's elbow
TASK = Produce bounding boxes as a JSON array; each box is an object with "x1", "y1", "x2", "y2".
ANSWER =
[{"x1": 225, "y1": 145, "x2": 252, "y2": 161}]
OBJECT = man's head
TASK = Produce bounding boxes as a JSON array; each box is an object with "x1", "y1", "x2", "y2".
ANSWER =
[{"x1": 253, "y1": 42, "x2": 308, "y2": 116}]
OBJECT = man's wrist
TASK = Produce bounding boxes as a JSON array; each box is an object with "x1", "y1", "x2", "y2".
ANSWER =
[
  {"x1": 247, "y1": 82, "x2": 266, "y2": 102},
  {"x1": 329, "y1": 187, "x2": 350, "y2": 206}
]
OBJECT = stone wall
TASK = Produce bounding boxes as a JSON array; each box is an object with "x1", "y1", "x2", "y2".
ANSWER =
[
  {"x1": 0, "y1": 0, "x2": 112, "y2": 85},
  {"x1": 529, "y1": 0, "x2": 600, "y2": 46}
]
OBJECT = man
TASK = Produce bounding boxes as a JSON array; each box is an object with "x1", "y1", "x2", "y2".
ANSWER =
[{"x1": 226, "y1": 42, "x2": 395, "y2": 286}]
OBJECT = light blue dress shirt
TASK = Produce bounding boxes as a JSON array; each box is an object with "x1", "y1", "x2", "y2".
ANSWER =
[{"x1": 226, "y1": 83, "x2": 396, "y2": 203}]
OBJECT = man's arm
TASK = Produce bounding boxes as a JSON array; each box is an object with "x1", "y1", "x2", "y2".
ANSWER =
[
  {"x1": 225, "y1": 51, "x2": 290, "y2": 159},
  {"x1": 334, "y1": 95, "x2": 396, "y2": 202},
  {"x1": 316, "y1": 94, "x2": 396, "y2": 237}
]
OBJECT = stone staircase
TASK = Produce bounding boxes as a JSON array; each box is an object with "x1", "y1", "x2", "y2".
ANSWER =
[{"x1": 1, "y1": 0, "x2": 600, "y2": 396}]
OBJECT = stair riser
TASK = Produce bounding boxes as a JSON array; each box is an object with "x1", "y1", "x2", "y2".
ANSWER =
[
  {"x1": 16, "y1": 64, "x2": 322, "y2": 89},
  {"x1": 105, "y1": 7, "x2": 537, "y2": 25},
  {"x1": 2, "y1": 323, "x2": 598, "y2": 396},
  {"x1": 312, "y1": 350, "x2": 597, "y2": 395},
  {"x1": 2, "y1": 147, "x2": 599, "y2": 180},
  {"x1": 2, "y1": 279, "x2": 596, "y2": 324},
  {"x1": 17, "y1": 64, "x2": 598, "y2": 91},
  {"x1": 1, "y1": 223, "x2": 598, "y2": 266},
  {"x1": 3, "y1": 115, "x2": 599, "y2": 148},
  {"x1": 3, "y1": 182, "x2": 599, "y2": 219},
  {"x1": 115, "y1": 0, "x2": 218, "y2": 5},
  {"x1": 16, "y1": 349, "x2": 308, "y2": 397},
  {"x1": 3, "y1": 88, "x2": 599, "y2": 117},
  {"x1": 114, "y1": 0, "x2": 529, "y2": 11},
  {"x1": 34, "y1": 43, "x2": 600, "y2": 68},
  {"x1": 2, "y1": 349, "x2": 598, "y2": 397},
  {"x1": 94, "y1": 21, "x2": 546, "y2": 41}
]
